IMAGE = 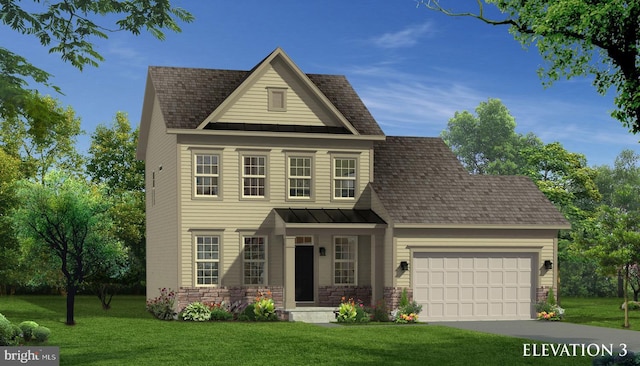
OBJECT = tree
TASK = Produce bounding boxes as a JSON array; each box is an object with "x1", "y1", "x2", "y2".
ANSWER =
[
  {"x1": 87, "y1": 112, "x2": 144, "y2": 194},
  {"x1": 0, "y1": 94, "x2": 84, "y2": 182},
  {"x1": 577, "y1": 206, "x2": 640, "y2": 328},
  {"x1": 11, "y1": 171, "x2": 127, "y2": 325},
  {"x1": 87, "y1": 112, "x2": 145, "y2": 291},
  {"x1": 0, "y1": 149, "x2": 22, "y2": 294},
  {"x1": 1, "y1": 1, "x2": 193, "y2": 133},
  {"x1": 420, "y1": 0, "x2": 640, "y2": 133},
  {"x1": 441, "y1": 98, "x2": 542, "y2": 174}
]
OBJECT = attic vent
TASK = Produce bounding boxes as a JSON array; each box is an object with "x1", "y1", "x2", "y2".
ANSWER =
[{"x1": 267, "y1": 87, "x2": 287, "y2": 112}]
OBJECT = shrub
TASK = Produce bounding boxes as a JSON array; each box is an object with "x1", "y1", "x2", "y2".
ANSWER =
[
  {"x1": 205, "y1": 302, "x2": 233, "y2": 321},
  {"x1": 371, "y1": 299, "x2": 391, "y2": 322},
  {"x1": 592, "y1": 351, "x2": 640, "y2": 366},
  {"x1": 238, "y1": 304, "x2": 256, "y2": 321},
  {"x1": 33, "y1": 326, "x2": 51, "y2": 343},
  {"x1": 336, "y1": 297, "x2": 369, "y2": 323},
  {"x1": 393, "y1": 289, "x2": 423, "y2": 324},
  {"x1": 181, "y1": 302, "x2": 211, "y2": 321},
  {"x1": 19, "y1": 321, "x2": 39, "y2": 341},
  {"x1": 146, "y1": 288, "x2": 177, "y2": 320},
  {"x1": 0, "y1": 313, "x2": 15, "y2": 346},
  {"x1": 535, "y1": 301, "x2": 564, "y2": 321},
  {"x1": 621, "y1": 301, "x2": 640, "y2": 311},
  {"x1": 253, "y1": 291, "x2": 277, "y2": 321}
]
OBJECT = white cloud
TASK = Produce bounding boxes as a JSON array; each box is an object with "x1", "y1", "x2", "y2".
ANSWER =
[{"x1": 370, "y1": 23, "x2": 435, "y2": 49}]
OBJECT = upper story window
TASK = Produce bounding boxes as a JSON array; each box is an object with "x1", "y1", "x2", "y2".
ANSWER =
[
  {"x1": 333, "y1": 158, "x2": 357, "y2": 199},
  {"x1": 288, "y1": 157, "x2": 311, "y2": 198},
  {"x1": 243, "y1": 155, "x2": 266, "y2": 198},
  {"x1": 267, "y1": 87, "x2": 287, "y2": 112},
  {"x1": 195, "y1": 235, "x2": 219, "y2": 285},
  {"x1": 195, "y1": 154, "x2": 219, "y2": 197}
]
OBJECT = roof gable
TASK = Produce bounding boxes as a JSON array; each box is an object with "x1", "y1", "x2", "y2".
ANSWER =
[
  {"x1": 373, "y1": 136, "x2": 570, "y2": 228},
  {"x1": 202, "y1": 48, "x2": 359, "y2": 134},
  {"x1": 144, "y1": 49, "x2": 384, "y2": 136}
]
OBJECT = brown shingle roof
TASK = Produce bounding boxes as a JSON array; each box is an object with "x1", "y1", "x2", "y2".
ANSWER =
[
  {"x1": 373, "y1": 136, "x2": 570, "y2": 227},
  {"x1": 147, "y1": 67, "x2": 384, "y2": 136}
]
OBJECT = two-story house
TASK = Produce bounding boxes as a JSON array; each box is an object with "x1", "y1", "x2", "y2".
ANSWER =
[{"x1": 137, "y1": 48, "x2": 570, "y2": 321}]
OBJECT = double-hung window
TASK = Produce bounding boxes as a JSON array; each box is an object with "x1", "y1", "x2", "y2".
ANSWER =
[
  {"x1": 243, "y1": 236, "x2": 266, "y2": 285},
  {"x1": 243, "y1": 156, "x2": 266, "y2": 197},
  {"x1": 194, "y1": 154, "x2": 219, "y2": 196},
  {"x1": 288, "y1": 157, "x2": 311, "y2": 198},
  {"x1": 333, "y1": 158, "x2": 356, "y2": 199},
  {"x1": 195, "y1": 235, "x2": 219, "y2": 285},
  {"x1": 334, "y1": 236, "x2": 357, "y2": 285}
]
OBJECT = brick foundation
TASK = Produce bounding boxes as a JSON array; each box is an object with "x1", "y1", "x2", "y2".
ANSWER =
[
  {"x1": 317, "y1": 286, "x2": 372, "y2": 307},
  {"x1": 383, "y1": 287, "x2": 413, "y2": 311},
  {"x1": 177, "y1": 286, "x2": 284, "y2": 311}
]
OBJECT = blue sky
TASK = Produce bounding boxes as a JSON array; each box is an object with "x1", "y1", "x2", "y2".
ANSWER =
[{"x1": 4, "y1": 1, "x2": 639, "y2": 166}]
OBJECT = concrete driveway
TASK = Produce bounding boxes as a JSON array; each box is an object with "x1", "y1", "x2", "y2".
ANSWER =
[{"x1": 430, "y1": 320, "x2": 640, "y2": 354}]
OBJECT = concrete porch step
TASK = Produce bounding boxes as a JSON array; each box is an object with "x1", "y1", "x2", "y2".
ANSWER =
[{"x1": 285, "y1": 307, "x2": 337, "y2": 323}]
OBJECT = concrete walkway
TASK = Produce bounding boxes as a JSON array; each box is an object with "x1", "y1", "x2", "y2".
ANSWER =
[{"x1": 430, "y1": 320, "x2": 640, "y2": 353}]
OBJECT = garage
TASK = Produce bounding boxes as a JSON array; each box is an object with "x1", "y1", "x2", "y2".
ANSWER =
[{"x1": 412, "y1": 252, "x2": 536, "y2": 321}]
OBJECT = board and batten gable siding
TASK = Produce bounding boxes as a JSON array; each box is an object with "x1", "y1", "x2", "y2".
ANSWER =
[
  {"x1": 213, "y1": 59, "x2": 342, "y2": 127},
  {"x1": 392, "y1": 229, "x2": 557, "y2": 291},
  {"x1": 177, "y1": 136, "x2": 372, "y2": 288},
  {"x1": 145, "y1": 95, "x2": 179, "y2": 300}
]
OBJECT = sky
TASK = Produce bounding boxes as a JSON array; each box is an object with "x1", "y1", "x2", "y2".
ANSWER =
[{"x1": 3, "y1": 1, "x2": 639, "y2": 167}]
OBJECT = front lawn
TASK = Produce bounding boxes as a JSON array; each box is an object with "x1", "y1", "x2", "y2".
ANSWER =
[
  {"x1": 0, "y1": 295, "x2": 591, "y2": 365},
  {"x1": 561, "y1": 297, "x2": 640, "y2": 331}
]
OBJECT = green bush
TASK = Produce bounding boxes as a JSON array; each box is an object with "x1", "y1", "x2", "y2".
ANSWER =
[
  {"x1": 238, "y1": 304, "x2": 256, "y2": 321},
  {"x1": 393, "y1": 290, "x2": 423, "y2": 323},
  {"x1": 33, "y1": 326, "x2": 51, "y2": 343},
  {"x1": 371, "y1": 299, "x2": 391, "y2": 322},
  {"x1": 623, "y1": 301, "x2": 640, "y2": 311},
  {"x1": 146, "y1": 288, "x2": 177, "y2": 320},
  {"x1": 19, "y1": 321, "x2": 39, "y2": 341},
  {"x1": 180, "y1": 302, "x2": 211, "y2": 321},
  {"x1": 592, "y1": 351, "x2": 640, "y2": 366},
  {"x1": 206, "y1": 303, "x2": 233, "y2": 321},
  {"x1": 0, "y1": 313, "x2": 14, "y2": 346}
]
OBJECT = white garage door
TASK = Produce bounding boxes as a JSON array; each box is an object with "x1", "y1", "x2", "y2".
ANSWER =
[{"x1": 413, "y1": 252, "x2": 535, "y2": 321}]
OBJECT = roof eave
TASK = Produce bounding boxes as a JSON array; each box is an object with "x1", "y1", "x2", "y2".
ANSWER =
[
  {"x1": 392, "y1": 223, "x2": 571, "y2": 230},
  {"x1": 166, "y1": 128, "x2": 386, "y2": 141}
]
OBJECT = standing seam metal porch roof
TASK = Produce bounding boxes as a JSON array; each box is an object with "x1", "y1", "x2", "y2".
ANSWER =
[{"x1": 275, "y1": 208, "x2": 386, "y2": 224}]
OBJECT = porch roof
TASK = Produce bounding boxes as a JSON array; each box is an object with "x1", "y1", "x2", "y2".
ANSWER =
[{"x1": 275, "y1": 208, "x2": 386, "y2": 224}]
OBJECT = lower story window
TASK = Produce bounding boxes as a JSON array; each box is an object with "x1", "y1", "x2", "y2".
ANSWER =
[
  {"x1": 243, "y1": 236, "x2": 266, "y2": 285},
  {"x1": 196, "y1": 235, "x2": 219, "y2": 285},
  {"x1": 334, "y1": 236, "x2": 357, "y2": 285}
]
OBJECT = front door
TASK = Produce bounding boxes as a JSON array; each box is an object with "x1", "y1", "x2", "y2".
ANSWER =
[{"x1": 295, "y1": 245, "x2": 314, "y2": 302}]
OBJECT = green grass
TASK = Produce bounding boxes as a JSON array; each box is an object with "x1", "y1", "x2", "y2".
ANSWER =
[
  {"x1": 0, "y1": 295, "x2": 592, "y2": 365},
  {"x1": 561, "y1": 296, "x2": 640, "y2": 331}
]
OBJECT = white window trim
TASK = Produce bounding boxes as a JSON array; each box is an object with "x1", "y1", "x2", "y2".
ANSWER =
[
  {"x1": 242, "y1": 235, "x2": 268, "y2": 285},
  {"x1": 267, "y1": 87, "x2": 287, "y2": 112},
  {"x1": 192, "y1": 151, "x2": 222, "y2": 199},
  {"x1": 333, "y1": 236, "x2": 358, "y2": 286},
  {"x1": 331, "y1": 156, "x2": 358, "y2": 200},
  {"x1": 287, "y1": 155, "x2": 313, "y2": 200},
  {"x1": 241, "y1": 154, "x2": 268, "y2": 199},
  {"x1": 194, "y1": 234, "x2": 221, "y2": 287}
]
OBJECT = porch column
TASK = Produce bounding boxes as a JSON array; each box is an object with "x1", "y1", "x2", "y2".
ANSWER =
[
  {"x1": 284, "y1": 235, "x2": 296, "y2": 309},
  {"x1": 370, "y1": 234, "x2": 377, "y2": 306}
]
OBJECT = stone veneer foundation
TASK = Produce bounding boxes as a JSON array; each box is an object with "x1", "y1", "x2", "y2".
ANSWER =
[
  {"x1": 177, "y1": 286, "x2": 284, "y2": 311},
  {"x1": 316, "y1": 286, "x2": 372, "y2": 307},
  {"x1": 536, "y1": 286, "x2": 556, "y2": 303},
  {"x1": 383, "y1": 287, "x2": 413, "y2": 311}
]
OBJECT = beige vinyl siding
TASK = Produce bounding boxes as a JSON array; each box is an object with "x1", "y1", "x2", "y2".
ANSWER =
[
  {"x1": 178, "y1": 139, "x2": 372, "y2": 287},
  {"x1": 145, "y1": 95, "x2": 179, "y2": 299},
  {"x1": 393, "y1": 233, "x2": 555, "y2": 290},
  {"x1": 214, "y1": 59, "x2": 342, "y2": 127}
]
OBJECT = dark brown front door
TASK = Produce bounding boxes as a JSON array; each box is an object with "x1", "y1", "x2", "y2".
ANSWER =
[{"x1": 295, "y1": 246, "x2": 314, "y2": 302}]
